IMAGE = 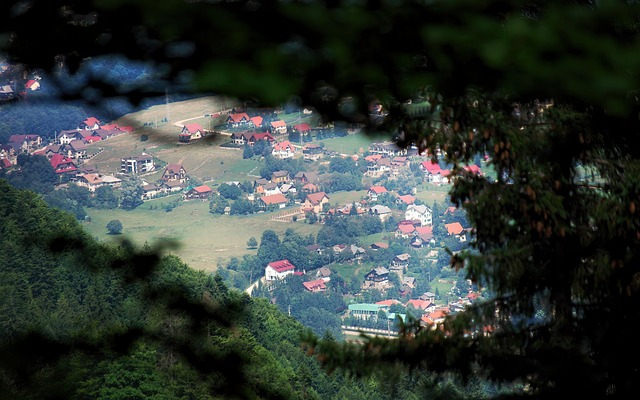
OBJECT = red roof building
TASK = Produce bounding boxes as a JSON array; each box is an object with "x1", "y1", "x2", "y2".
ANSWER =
[
  {"x1": 49, "y1": 153, "x2": 77, "y2": 174},
  {"x1": 303, "y1": 279, "x2": 327, "y2": 293},
  {"x1": 265, "y1": 259, "x2": 296, "y2": 281}
]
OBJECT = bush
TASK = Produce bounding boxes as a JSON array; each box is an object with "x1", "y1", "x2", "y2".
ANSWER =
[{"x1": 106, "y1": 219, "x2": 123, "y2": 235}]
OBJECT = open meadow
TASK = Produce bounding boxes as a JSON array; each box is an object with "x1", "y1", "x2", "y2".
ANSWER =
[
  {"x1": 83, "y1": 199, "x2": 322, "y2": 272},
  {"x1": 318, "y1": 131, "x2": 387, "y2": 156},
  {"x1": 80, "y1": 95, "x2": 455, "y2": 274}
]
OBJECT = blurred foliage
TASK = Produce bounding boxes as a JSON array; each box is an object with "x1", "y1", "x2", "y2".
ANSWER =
[{"x1": 4, "y1": 0, "x2": 640, "y2": 398}]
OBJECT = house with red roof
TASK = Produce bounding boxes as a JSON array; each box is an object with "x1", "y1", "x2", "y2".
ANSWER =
[
  {"x1": 179, "y1": 123, "x2": 205, "y2": 143},
  {"x1": 101, "y1": 123, "x2": 121, "y2": 131},
  {"x1": 258, "y1": 193, "x2": 289, "y2": 210},
  {"x1": 376, "y1": 299, "x2": 401, "y2": 308},
  {"x1": 300, "y1": 192, "x2": 330, "y2": 214},
  {"x1": 367, "y1": 185, "x2": 388, "y2": 202},
  {"x1": 301, "y1": 183, "x2": 319, "y2": 193},
  {"x1": 395, "y1": 221, "x2": 417, "y2": 238},
  {"x1": 249, "y1": 116, "x2": 263, "y2": 129},
  {"x1": 49, "y1": 153, "x2": 77, "y2": 174},
  {"x1": 25, "y1": 79, "x2": 40, "y2": 91},
  {"x1": 185, "y1": 185, "x2": 213, "y2": 200},
  {"x1": 411, "y1": 226, "x2": 434, "y2": 248},
  {"x1": 270, "y1": 120, "x2": 287, "y2": 135},
  {"x1": 80, "y1": 117, "x2": 101, "y2": 130},
  {"x1": 272, "y1": 140, "x2": 296, "y2": 159},
  {"x1": 0, "y1": 158, "x2": 13, "y2": 170},
  {"x1": 405, "y1": 299, "x2": 432, "y2": 312},
  {"x1": 293, "y1": 123, "x2": 311, "y2": 134},
  {"x1": 303, "y1": 278, "x2": 327, "y2": 293},
  {"x1": 265, "y1": 259, "x2": 296, "y2": 281},
  {"x1": 463, "y1": 164, "x2": 482, "y2": 175},
  {"x1": 227, "y1": 113, "x2": 250, "y2": 127},
  {"x1": 396, "y1": 194, "x2": 416, "y2": 205},
  {"x1": 445, "y1": 222, "x2": 466, "y2": 242},
  {"x1": 247, "y1": 132, "x2": 274, "y2": 146}
]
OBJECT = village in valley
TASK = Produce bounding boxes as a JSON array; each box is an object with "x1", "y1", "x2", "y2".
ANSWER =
[{"x1": 0, "y1": 64, "x2": 491, "y2": 339}]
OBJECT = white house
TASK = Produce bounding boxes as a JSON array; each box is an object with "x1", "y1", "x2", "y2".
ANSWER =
[
  {"x1": 265, "y1": 259, "x2": 296, "y2": 281},
  {"x1": 405, "y1": 204, "x2": 432, "y2": 226}
]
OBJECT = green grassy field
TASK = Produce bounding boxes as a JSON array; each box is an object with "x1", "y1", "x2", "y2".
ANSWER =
[
  {"x1": 78, "y1": 96, "x2": 456, "y2": 275},
  {"x1": 414, "y1": 184, "x2": 450, "y2": 205},
  {"x1": 325, "y1": 190, "x2": 368, "y2": 206},
  {"x1": 84, "y1": 200, "x2": 322, "y2": 272},
  {"x1": 317, "y1": 131, "x2": 384, "y2": 155}
]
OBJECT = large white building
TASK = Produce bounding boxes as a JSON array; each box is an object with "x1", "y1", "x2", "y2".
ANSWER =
[
  {"x1": 265, "y1": 259, "x2": 296, "y2": 281},
  {"x1": 405, "y1": 204, "x2": 432, "y2": 226}
]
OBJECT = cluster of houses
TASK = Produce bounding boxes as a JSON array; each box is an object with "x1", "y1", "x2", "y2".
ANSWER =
[
  {"x1": 0, "y1": 61, "x2": 41, "y2": 101},
  {"x1": 0, "y1": 117, "x2": 134, "y2": 190},
  {"x1": 263, "y1": 256, "x2": 481, "y2": 331}
]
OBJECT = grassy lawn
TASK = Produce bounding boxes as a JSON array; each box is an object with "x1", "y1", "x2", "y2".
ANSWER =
[
  {"x1": 331, "y1": 261, "x2": 372, "y2": 282},
  {"x1": 414, "y1": 185, "x2": 450, "y2": 205},
  {"x1": 317, "y1": 132, "x2": 381, "y2": 155},
  {"x1": 325, "y1": 190, "x2": 368, "y2": 206},
  {"x1": 83, "y1": 201, "x2": 321, "y2": 273}
]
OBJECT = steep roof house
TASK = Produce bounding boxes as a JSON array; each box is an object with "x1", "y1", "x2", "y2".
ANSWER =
[
  {"x1": 49, "y1": 153, "x2": 77, "y2": 174},
  {"x1": 246, "y1": 132, "x2": 274, "y2": 146},
  {"x1": 249, "y1": 116, "x2": 263, "y2": 129},
  {"x1": 272, "y1": 140, "x2": 296, "y2": 159},
  {"x1": 179, "y1": 123, "x2": 205, "y2": 143},
  {"x1": 265, "y1": 259, "x2": 296, "y2": 281},
  {"x1": 262, "y1": 182, "x2": 281, "y2": 196},
  {"x1": 80, "y1": 117, "x2": 101, "y2": 130},
  {"x1": 395, "y1": 221, "x2": 417, "y2": 238},
  {"x1": 300, "y1": 192, "x2": 330, "y2": 214},
  {"x1": 363, "y1": 267, "x2": 391, "y2": 290},
  {"x1": 301, "y1": 183, "x2": 319, "y2": 193},
  {"x1": 419, "y1": 160, "x2": 452, "y2": 184},
  {"x1": 230, "y1": 131, "x2": 246, "y2": 145},
  {"x1": 57, "y1": 130, "x2": 81, "y2": 145},
  {"x1": 227, "y1": 113, "x2": 250, "y2": 127},
  {"x1": 162, "y1": 164, "x2": 187, "y2": 182}
]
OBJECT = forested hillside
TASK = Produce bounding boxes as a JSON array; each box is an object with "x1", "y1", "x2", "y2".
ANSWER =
[{"x1": 1, "y1": 179, "x2": 473, "y2": 399}]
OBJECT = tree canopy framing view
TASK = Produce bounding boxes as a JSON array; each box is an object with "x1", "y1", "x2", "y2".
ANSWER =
[{"x1": 2, "y1": 0, "x2": 640, "y2": 399}]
